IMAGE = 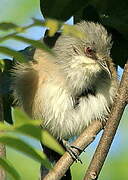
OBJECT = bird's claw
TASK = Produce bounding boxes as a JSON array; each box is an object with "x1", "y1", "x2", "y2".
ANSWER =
[
  {"x1": 66, "y1": 146, "x2": 83, "y2": 164},
  {"x1": 70, "y1": 145, "x2": 83, "y2": 153},
  {"x1": 62, "y1": 140, "x2": 83, "y2": 163}
]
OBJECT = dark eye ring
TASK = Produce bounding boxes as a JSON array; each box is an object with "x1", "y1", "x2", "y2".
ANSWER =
[{"x1": 86, "y1": 47, "x2": 94, "y2": 54}]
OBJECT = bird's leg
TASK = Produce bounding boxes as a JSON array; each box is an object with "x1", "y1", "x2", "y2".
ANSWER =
[
  {"x1": 61, "y1": 139, "x2": 83, "y2": 164},
  {"x1": 101, "y1": 115, "x2": 108, "y2": 128}
]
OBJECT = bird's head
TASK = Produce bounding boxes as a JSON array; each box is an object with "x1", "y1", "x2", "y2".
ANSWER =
[{"x1": 53, "y1": 21, "x2": 113, "y2": 94}]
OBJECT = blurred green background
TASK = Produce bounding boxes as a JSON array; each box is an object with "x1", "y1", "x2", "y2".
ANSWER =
[{"x1": 0, "y1": 0, "x2": 128, "y2": 179}]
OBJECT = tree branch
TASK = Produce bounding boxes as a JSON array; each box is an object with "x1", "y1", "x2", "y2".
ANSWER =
[
  {"x1": 84, "y1": 60, "x2": 128, "y2": 180},
  {"x1": 43, "y1": 120, "x2": 103, "y2": 180}
]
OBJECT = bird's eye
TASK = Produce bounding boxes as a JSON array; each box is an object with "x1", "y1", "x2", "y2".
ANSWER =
[{"x1": 86, "y1": 47, "x2": 94, "y2": 54}]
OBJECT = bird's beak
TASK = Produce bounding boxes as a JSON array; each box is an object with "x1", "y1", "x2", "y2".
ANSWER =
[{"x1": 97, "y1": 60, "x2": 111, "y2": 79}]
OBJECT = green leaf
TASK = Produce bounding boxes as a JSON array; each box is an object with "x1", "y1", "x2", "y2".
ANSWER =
[
  {"x1": 42, "y1": 130, "x2": 65, "y2": 155},
  {"x1": 12, "y1": 108, "x2": 41, "y2": 126},
  {"x1": 0, "y1": 136, "x2": 52, "y2": 169},
  {"x1": 0, "y1": 122, "x2": 13, "y2": 131},
  {"x1": 0, "y1": 46, "x2": 27, "y2": 62},
  {"x1": 12, "y1": 108, "x2": 31, "y2": 126},
  {"x1": 43, "y1": 19, "x2": 62, "y2": 36},
  {"x1": 0, "y1": 22, "x2": 18, "y2": 31},
  {"x1": 0, "y1": 122, "x2": 42, "y2": 141},
  {"x1": 63, "y1": 24, "x2": 85, "y2": 39},
  {"x1": 0, "y1": 108, "x2": 42, "y2": 140},
  {"x1": 0, "y1": 158, "x2": 20, "y2": 180},
  {"x1": 12, "y1": 108, "x2": 42, "y2": 140},
  {"x1": 0, "y1": 59, "x2": 5, "y2": 71},
  {"x1": 32, "y1": 18, "x2": 43, "y2": 26},
  {"x1": 15, "y1": 124, "x2": 42, "y2": 140},
  {"x1": 12, "y1": 35, "x2": 53, "y2": 54},
  {"x1": 34, "y1": 18, "x2": 84, "y2": 38}
]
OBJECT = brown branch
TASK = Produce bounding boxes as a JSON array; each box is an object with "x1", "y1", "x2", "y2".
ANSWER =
[
  {"x1": 84, "y1": 60, "x2": 128, "y2": 180},
  {"x1": 43, "y1": 120, "x2": 103, "y2": 180},
  {"x1": 0, "y1": 70, "x2": 6, "y2": 180}
]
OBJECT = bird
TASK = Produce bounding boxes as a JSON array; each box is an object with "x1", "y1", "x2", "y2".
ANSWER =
[{"x1": 11, "y1": 21, "x2": 118, "y2": 178}]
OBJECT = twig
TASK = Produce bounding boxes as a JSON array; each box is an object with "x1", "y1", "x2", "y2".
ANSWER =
[
  {"x1": 43, "y1": 120, "x2": 103, "y2": 180},
  {"x1": 0, "y1": 71, "x2": 6, "y2": 180},
  {"x1": 84, "y1": 60, "x2": 128, "y2": 180}
]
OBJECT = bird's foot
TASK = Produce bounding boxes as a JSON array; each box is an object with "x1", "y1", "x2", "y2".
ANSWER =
[
  {"x1": 101, "y1": 116, "x2": 108, "y2": 128},
  {"x1": 62, "y1": 139, "x2": 83, "y2": 163}
]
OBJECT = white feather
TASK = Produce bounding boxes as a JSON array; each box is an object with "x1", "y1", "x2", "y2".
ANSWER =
[{"x1": 31, "y1": 55, "x2": 117, "y2": 139}]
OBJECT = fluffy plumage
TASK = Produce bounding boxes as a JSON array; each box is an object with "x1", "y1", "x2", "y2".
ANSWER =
[{"x1": 12, "y1": 21, "x2": 118, "y2": 139}]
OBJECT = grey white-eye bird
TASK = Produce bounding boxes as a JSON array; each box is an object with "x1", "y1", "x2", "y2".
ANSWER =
[{"x1": 12, "y1": 21, "x2": 118, "y2": 157}]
